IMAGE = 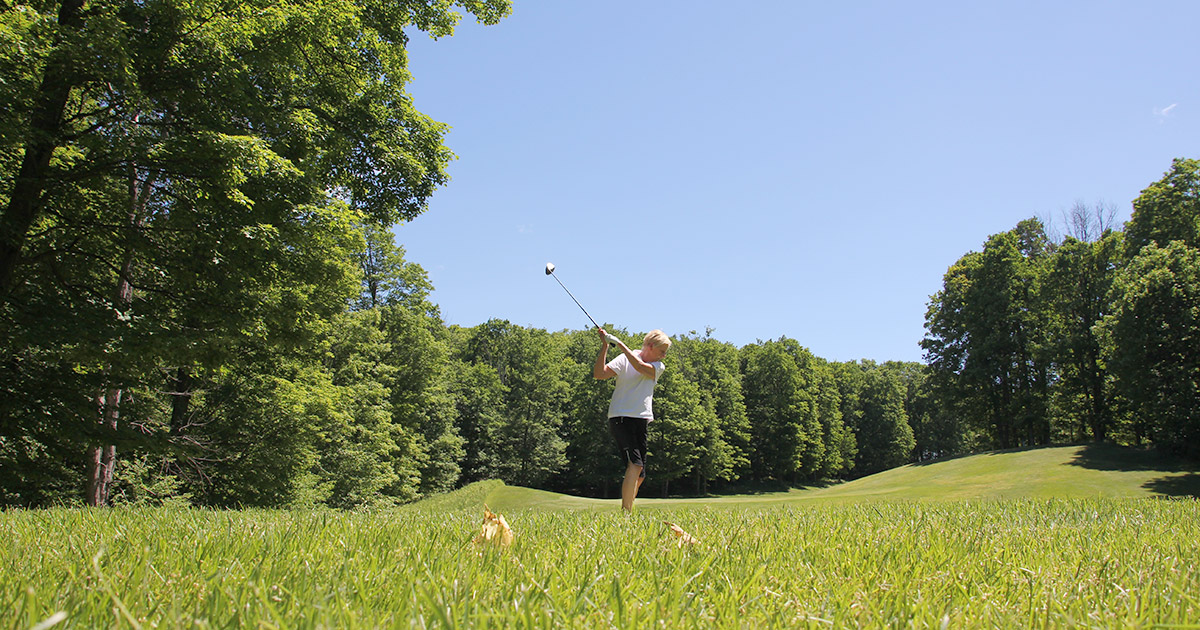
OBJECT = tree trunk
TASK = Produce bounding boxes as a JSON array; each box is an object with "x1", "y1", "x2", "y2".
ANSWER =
[
  {"x1": 87, "y1": 389, "x2": 121, "y2": 506},
  {"x1": 87, "y1": 262, "x2": 133, "y2": 506},
  {"x1": 87, "y1": 266, "x2": 133, "y2": 506},
  {"x1": 0, "y1": 0, "x2": 86, "y2": 295},
  {"x1": 85, "y1": 160, "x2": 156, "y2": 506},
  {"x1": 170, "y1": 367, "x2": 194, "y2": 433},
  {"x1": 1087, "y1": 350, "x2": 1107, "y2": 442}
]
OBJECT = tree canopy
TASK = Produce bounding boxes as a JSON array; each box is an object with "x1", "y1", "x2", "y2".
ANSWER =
[
  {"x1": 0, "y1": 0, "x2": 511, "y2": 506},
  {"x1": 921, "y1": 161, "x2": 1200, "y2": 459},
  {"x1": 2, "y1": 4, "x2": 1196, "y2": 506}
]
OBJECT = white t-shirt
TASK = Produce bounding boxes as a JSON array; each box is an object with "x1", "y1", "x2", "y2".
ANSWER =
[{"x1": 606, "y1": 351, "x2": 664, "y2": 420}]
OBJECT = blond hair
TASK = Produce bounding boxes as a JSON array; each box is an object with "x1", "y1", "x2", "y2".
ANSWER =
[{"x1": 644, "y1": 329, "x2": 672, "y2": 351}]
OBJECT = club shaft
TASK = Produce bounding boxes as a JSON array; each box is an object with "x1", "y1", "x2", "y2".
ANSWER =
[{"x1": 550, "y1": 273, "x2": 600, "y2": 329}]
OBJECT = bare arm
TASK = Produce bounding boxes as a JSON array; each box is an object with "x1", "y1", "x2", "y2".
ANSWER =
[
  {"x1": 610, "y1": 338, "x2": 658, "y2": 379},
  {"x1": 593, "y1": 327, "x2": 616, "y2": 379}
]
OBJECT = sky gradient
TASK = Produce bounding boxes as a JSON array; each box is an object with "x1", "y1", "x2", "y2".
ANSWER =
[{"x1": 396, "y1": 1, "x2": 1197, "y2": 362}]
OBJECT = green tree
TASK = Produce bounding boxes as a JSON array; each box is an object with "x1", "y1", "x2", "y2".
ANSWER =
[
  {"x1": 740, "y1": 338, "x2": 824, "y2": 482},
  {"x1": 382, "y1": 304, "x2": 462, "y2": 496},
  {"x1": 126, "y1": 307, "x2": 426, "y2": 509},
  {"x1": 1, "y1": 0, "x2": 512, "y2": 290},
  {"x1": 319, "y1": 308, "x2": 421, "y2": 507},
  {"x1": 185, "y1": 360, "x2": 325, "y2": 507},
  {"x1": 887, "y1": 361, "x2": 960, "y2": 461},
  {"x1": 556, "y1": 328, "x2": 625, "y2": 496},
  {"x1": 1125, "y1": 158, "x2": 1200, "y2": 252},
  {"x1": 813, "y1": 361, "x2": 855, "y2": 478},
  {"x1": 457, "y1": 321, "x2": 568, "y2": 487},
  {"x1": 647, "y1": 367, "x2": 710, "y2": 496},
  {"x1": 0, "y1": 0, "x2": 510, "y2": 506},
  {"x1": 919, "y1": 253, "x2": 979, "y2": 458},
  {"x1": 0, "y1": 189, "x2": 365, "y2": 506},
  {"x1": 448, "y1": 358, "x2": 508, "y2": 484},
  {"x1": 354, "y1": 222, "x2": 433, "y2": 312},
  {"x1": 668, "y1": 330, "x2": 747, "y2": 491},
  {"x1": 921, "y1": 219, "x2": 1053, "y2": 449},
  {"x1": 836, "y1": 362, "x2": 915, "y2": 475},
  {"x1": 1098, "y1": 241, "x2": 1200, "y2": 457},
  {"x1": 1043, "y1": 232, "x2": 1122, "y2": 441}
]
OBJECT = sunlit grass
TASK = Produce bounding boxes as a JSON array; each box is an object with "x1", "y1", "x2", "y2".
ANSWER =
[
  {"x1": 484, "y1": 444, "x2": 1200, "y2": 512},
  {"x1": 5, "y1": 497, "x2": 1198, "y2": 628}
]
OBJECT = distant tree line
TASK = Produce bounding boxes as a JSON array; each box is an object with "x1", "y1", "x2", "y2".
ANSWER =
[
  {"x1": 2, "y1": 1, "x2": 1196, "y2": 506},
  {"x1": 5, "y1": 155, "x2": 1198, "y2": 507},
  {"x1": 0, "y1": 220, "x2": 925, "y2": 508},
  {"x1": 922, "y1": 158, "x2": 1200, "y2": 462}
]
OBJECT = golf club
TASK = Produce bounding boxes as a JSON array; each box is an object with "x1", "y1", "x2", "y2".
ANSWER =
[{"x1": 544, "y1": 262, "x2": 602, "y2": 331}]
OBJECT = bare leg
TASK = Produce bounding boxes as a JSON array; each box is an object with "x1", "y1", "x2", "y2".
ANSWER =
[{"x1": 621, "y1": 462, "x2": 644, "y2": 512}]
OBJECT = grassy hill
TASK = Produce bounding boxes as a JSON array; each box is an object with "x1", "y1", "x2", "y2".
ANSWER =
[
  {"x1": 438, "y1": 443, "x2": 1199, "y2": 512},
  {"x1": 803, "y1": 442, "x2": 1199, "y2": 502}
]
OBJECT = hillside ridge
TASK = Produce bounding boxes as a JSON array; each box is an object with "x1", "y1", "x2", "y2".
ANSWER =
[{"x1": 423, "y1": 444, "x2": 1199, "y2": 512}]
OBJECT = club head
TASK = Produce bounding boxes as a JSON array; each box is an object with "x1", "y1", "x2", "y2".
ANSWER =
[{"x1": 545, "y1": 262, "x2": 555, "y2": 275}]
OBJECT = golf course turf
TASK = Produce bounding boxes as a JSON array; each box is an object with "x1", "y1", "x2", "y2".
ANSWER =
[{"x1": 5, "y1": 444, "x2": 1197, "y2": 628}]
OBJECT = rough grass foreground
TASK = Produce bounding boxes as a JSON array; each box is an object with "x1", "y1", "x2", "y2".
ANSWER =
[{"x1": 4, "y1": 499, "x2": 1198, "y2": 628}]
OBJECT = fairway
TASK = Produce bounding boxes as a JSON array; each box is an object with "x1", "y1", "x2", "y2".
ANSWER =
[
  {"x1": 483, "y1": 444, "x2": 1200, "y2": 512},
  {"x1": 4, "y1": 1, "x2": 1199, "y2": 627}
]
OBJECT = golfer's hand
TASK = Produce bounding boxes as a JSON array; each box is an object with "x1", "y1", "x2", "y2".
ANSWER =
[
  {"x1": 597, "y1": 327, "x2": 608, "y2": 343},
  {"x1": 605, "y1": 333, "x2": 622, "y2": 346}
]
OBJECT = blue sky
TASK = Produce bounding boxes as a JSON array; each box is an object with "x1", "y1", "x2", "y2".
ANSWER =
[{"x1": 397, "y1": 1, "x2": 1197, "y2": 363}]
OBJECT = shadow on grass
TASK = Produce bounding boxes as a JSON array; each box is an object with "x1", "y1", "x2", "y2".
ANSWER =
[
  {"x1": 908, "y1": 452, "x2": 974, "y2": 467},
  {"x1": 1143, "y1": 473, "x2": 1200, "y2": 498},
  {"x1": 672, "y1": 479, "x2": 839, "y2": 498},
  {"x1": 1067, "y1": 442, "x2": 1185, "y2": 471},
  {"x1": 550, "y1": 478, "x2": 836, "y2": 501},
  {"x1": 1067, "y1": 442, "x2": 1200, "y2": 498},
  {"x1": 908, "y1": 443, "x2": 1053, "y2": 467}
]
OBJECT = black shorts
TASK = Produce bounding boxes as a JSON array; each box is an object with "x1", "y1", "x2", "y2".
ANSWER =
[{"x1": 609, "y1": 416, "x2": 648, "y2": 476}]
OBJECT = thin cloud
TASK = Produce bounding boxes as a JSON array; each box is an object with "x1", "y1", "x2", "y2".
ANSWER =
[{"x1": 1154, "y1": 103, "x2": 1178, "y2": 119}]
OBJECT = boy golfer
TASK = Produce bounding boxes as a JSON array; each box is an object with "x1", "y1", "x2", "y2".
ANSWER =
[{"x1": 593, "y1": 327, "x2": 671, "y2": 512}]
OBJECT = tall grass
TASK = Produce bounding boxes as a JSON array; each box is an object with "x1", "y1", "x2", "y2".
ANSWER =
[{"x1": 5, "y1": 498, "x2": 1198, "y2": 628}]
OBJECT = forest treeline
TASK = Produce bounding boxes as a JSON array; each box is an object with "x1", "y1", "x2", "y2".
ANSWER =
[
  {"x1": 922, "y1": 157, "x2": 1200, "y2": 463},
  {"x1": 2, "y1": 2, "x2": 1197, "y2": 508},
  {"x1": 4, "y1": 157, "x2": 1198, "y2": 508}
]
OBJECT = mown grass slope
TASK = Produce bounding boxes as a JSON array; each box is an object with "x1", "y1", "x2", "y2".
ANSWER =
[
  {"x1": 5, "y1": 444, "x2": 1198, "y2": 628},
  {"x1": 477, "y1": 443, "x2": 1200, "y2": 512}
]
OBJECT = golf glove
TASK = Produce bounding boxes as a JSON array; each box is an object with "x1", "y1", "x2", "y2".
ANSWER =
[{"x1": 605, "y1": 333, "x2": 622, "y2": 346}]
